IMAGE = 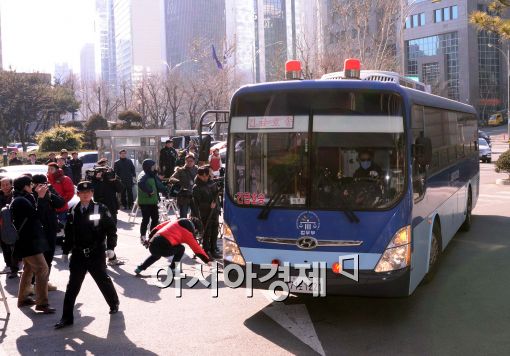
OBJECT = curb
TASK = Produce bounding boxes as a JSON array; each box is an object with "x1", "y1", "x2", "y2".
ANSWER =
[{"x1": 496, "y1": 178, "x2": 510, "y2": 185}]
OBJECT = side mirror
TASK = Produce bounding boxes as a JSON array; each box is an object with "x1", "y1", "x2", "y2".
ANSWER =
[
  {"x1": 198, "y1": 134, "x2": 212, "y2": 162},
  {"x1": 414, "y1": 137, "x2": 432, "y2": 166}
]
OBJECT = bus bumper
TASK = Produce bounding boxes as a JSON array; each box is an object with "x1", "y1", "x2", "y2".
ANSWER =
[{"x1": 223, "y1": 261, "x2": 411, "y2": 297}]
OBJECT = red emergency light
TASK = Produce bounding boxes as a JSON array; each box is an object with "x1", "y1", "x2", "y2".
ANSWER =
[
  {"x1": 344, "y1": 58, "x2": 361, "y2": 79},
  {"x1": 332, "y1": 262, "x2": 341, "y2": 274},
  {"x1": 285, "y1": 60, "x2": 302, "y2": 80}
]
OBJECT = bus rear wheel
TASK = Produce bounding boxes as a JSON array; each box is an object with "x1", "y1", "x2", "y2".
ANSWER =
[
  {"x1": 423, "y1": 224, "x2": 441, "y2": 284},
  {"x1": 460, "y1": 189, "x2": 472, "y2": 232}
]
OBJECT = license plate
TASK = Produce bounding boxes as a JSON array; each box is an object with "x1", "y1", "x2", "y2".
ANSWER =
[{"x1": 287, "y1": 276, "x2": 319, "y2": 294}]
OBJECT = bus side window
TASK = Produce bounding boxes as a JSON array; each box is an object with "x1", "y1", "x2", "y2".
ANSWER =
[{"x1": 411, "y1": 105, "x2": 426, "y2": 201}]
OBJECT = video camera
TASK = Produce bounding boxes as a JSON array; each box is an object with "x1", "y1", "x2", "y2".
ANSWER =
[
  {"x1": 85, "y1": 166, "x2": 116, "y2": 181},
  {"x1": 211, "y1": 176, "x2": 224, "y2": 190}
]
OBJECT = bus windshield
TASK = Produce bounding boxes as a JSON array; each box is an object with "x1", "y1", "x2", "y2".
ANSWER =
[{"x1": 228, "y1": 90, "x2": 406, "y2": 210}]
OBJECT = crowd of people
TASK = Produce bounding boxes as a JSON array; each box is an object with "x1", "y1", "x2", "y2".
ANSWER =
[{"x1": 0, "y1": 138, "x2": 222, "y2": 328}]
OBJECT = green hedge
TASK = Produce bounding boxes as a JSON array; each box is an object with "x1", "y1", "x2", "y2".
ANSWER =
[
  {"x1": 37, "y1": 127, "x2": 83, "y2": 152},
  {"x1": 496, "y1": 149, "x2": 510, "y2": 177}
]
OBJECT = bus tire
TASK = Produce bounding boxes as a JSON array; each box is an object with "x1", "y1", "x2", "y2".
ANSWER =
[
  {"x1": 460, "y1": 188, "x2": 472, "y2": 232},
  {"x1": 422, "y1": 222, "x2": 442, "y2": 284}
]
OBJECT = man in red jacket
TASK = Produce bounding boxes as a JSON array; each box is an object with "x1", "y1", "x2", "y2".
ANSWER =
[
  {"x1": 47, "y1": 162, "x2": 75, "y2": 227},
  {"x1": 134, "y1": 218, "x2": 210, "y2": 275}
]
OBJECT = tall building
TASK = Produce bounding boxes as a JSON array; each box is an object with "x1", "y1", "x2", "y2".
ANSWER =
[
  {"x1": 226, "y1": 0, "x2": 317, "y2": 83},
  {"x1": 54, "y1": 62, "x2": 71, "y2": 83},
  {"x1": 114, "y1": 0, "x2": 166, "y2": 86},
  {"x1": 80, "y1": 43, "x2": 96, "y2": 84},
  {"x1": 164, "y1": 0, "x2": 226, "y2": 70},
  {"x1": 402, "y1": 0, "x2": 508, "y2": 119},
  {"x1": 95, "y1": 0, "x2": 117, "y2": 90}
]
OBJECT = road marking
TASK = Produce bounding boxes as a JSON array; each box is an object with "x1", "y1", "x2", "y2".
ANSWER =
[{"x1": 260, "y1": 291, "x2": 325, "y2": 356}]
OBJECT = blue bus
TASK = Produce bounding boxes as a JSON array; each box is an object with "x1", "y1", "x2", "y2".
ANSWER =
[{"x1": 221, "y1": 60, "x2": 479, "y2": 297}]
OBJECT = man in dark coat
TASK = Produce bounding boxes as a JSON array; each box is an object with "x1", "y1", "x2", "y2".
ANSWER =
[
  {"x1": 31, "y1": 174, "x2": 66, "y2": 290},
  {"x1": 114, "y1": 149, "x2": 136, "y2": 209},
  {"x1": 91, "y1": 166, "x2": 123, "y2": 225},
  {"x1": 11, "y1": 175, "x2": 55, "y2": 313},
  {"x1": 57, "y1": 155, "x2": 73, "y2": 178},
  {"x1": 8, "y1": 151, "x2": 22, "y2": 166},
  {"x1": 69, "y1": 152, "x2": 83, "y2": 185},
  {"x1": 170, "y1": 155, "x2": 198, "y2": 218},
  {"x1": 159, "y1": 140, "x2": 177, "y2": 178},
  {"x1": 191, "y1": 166, "x2": 221, "y2": 259}
]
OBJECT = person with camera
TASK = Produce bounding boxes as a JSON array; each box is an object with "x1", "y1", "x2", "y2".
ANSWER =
[
  {"x1": 137, "y1": 159, "x2": 169, "y2": 243},
  {"x1": 169, "y1": 155, "x2": 198, "y2": 218},
  {"x1": 191, "y1": 166, "x2": 221, "y2": 259},
  {"x1": 31, "y1": 174, "x2": 66, "y2": 291},
  {"x1": 159, "y1": 139, "x2": 177, "y2": 178},
  {"x1": 114, "y1": 149, "x2": 136, "y2": 210},
  {"x1": 11, "y1": 175, "x2": 56, "y2": 313},
  {"x1": 134, "y1": 217, "x2": 210, "y2": 275},
  {"x1": 90, "y1": 158, "x2": 124, "y2": 225},
  {"x1": 55, "y1": 181, "x2": 120, "y2": 329}
]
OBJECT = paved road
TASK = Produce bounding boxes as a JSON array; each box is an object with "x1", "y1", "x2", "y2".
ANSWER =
[{"x1": 1, "y1": 127, "x2": 509, "y2": 355}]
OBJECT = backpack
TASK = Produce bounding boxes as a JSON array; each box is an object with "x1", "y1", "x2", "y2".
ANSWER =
[{"x1": 0, "y1": 201, "x2": 28, "y2": 245}]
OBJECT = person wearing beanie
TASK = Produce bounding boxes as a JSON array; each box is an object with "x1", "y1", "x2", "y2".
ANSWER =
[
  {"x1": 136, "y1": 159, "x2": 169, "y2": 243},
  {"x1": 135, "y1": 218, "x2": 210, "y2": 275},
  {"x1": 11, "y1": 175, "x2": 55, "y2": 314},
  {"x1": 31, "y1": 174, "x2": 66, "y2": 291}
]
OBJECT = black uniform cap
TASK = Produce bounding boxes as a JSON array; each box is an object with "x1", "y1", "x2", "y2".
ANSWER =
[{"x1": 77, "y1": 181, "x2": 94, "y2": 192}]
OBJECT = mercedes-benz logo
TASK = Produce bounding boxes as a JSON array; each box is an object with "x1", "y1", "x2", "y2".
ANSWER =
[{"x1": 296, "y1": 236, "x2": 318, "y2": 250}]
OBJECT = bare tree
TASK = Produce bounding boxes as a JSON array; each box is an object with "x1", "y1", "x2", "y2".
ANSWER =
[
  {"x1": 164, "y1": 72, "x2": 186, "y2": 131},
  {"x1": 79, "y1": 79, "x2": 119, "y2": 121},
  {"x1": 314, "y1": 0, "x2": 399, "y2": 75}
]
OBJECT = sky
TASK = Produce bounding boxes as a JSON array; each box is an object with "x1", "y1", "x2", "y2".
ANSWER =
[{"x1": 0, "y1": 0, "x2": 95, "y2": 74}]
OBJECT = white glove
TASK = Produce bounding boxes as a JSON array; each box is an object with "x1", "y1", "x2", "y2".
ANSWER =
[
  {"x1": 63, "y1": 254, "x2": 69, "y2": 263},
  {"x1": 106, "y1": 250, "x2": 115, "y2": 259}
]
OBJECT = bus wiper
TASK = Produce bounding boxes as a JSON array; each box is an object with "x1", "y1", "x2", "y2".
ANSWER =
[
  {"x1": 257, "y1": 189, "x2": 283, "y2": 220},
  {"x1": 337, "y1": 189, "x2": 360, "y2": 223}
]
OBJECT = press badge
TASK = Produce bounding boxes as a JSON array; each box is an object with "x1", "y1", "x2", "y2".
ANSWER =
[{"x1": 90, "y1": 214, "x2": 101, "y2": 221}]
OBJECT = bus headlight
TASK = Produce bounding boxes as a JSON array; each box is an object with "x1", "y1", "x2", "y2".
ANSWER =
[
  {"x1": 223, "y1": 223, "x2": 246, "y2": 266},
  {"x1": 374, "y1": 225, "x2": 411, "y2": 273}
]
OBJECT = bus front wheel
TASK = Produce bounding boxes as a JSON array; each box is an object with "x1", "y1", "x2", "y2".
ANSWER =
[
  {"x1": 460, "y1": 189, "x2": 472, "y2": 232},
  {"x1": 423, "y1": 223, "x2": 442, "y2": 284}
]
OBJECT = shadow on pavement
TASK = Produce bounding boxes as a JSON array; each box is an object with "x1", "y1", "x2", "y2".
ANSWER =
[
  {"x1": 15, "y1": 306, "x2": 156, "y2": 354},
  {"x1": 244, "y1": 214, "x2": 510, "y2": 355}
]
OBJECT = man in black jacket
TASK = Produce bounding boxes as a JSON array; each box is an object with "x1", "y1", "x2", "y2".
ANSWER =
[
  {"x1": 69, "y1": 152, "x2": 83, "y2": 185},
  {"x1": 11, "y1": 175, "x2": 55, "y2": 313},
  {"x1": 114, "y1": 149, "x2": 136, "y2": 209},
  {"x1": 55, "y1": 181, "x2": 119, "y2": 329},
  {"x1": 159, "y1": 140, "x2": 177, "y2": 178},
  {"x1": 91, "y1": 165, "x2": 124, "y2": 225},
  {"x1": 57, "y1": 155, "x2": 73, "y2": 178},
  {"x1": 31, "y1": 174, "x2": 66, "y2": 291},
  {"x1": 8, "y1": 151, "x2": 22, "y2": 166},
  {"x1": 191, "y1": 166, "x2": 221, "y2": 259}
]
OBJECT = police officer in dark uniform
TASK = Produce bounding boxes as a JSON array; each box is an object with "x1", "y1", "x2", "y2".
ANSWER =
[{"x1": 54, "y1": 181, "x2": 120, "y2": 329}]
